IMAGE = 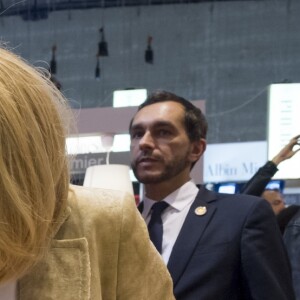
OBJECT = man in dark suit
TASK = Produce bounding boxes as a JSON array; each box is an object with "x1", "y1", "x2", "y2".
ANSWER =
[{"x1": 129, "y1": 90, "x2": 295, "y2": 300}]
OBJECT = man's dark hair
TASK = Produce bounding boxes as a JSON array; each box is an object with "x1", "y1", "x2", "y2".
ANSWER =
[{"x1": 129, "y1": 90, "x2": 208, "y2": 141}]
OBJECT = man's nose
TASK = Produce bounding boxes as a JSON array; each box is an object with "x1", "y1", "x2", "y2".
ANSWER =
[{"x1": 139, "y1": 131, "x2": 155, "y2": 149}]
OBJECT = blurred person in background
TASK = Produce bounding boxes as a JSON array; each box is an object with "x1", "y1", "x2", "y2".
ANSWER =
[
  {"x1": 241, "y1": 135, "x2": 300, "y2": 234},
  {"x1": 241, "y1": 134, "x2": 300, "y2": 196},
  {"x1": 261, "y1": 188, "x2": 286, "y2": 215},
  {"x1": 284, "y1": 208, "x2": 300, "y2": 300}
]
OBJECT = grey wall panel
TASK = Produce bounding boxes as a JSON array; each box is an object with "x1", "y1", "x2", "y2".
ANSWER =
[{"x1": 0, "y1": 1, "x2": 299, "y2": 143}]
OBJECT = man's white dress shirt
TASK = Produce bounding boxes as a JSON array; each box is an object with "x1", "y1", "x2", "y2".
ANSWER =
[{"x1": 142, "y1": 180, "x2": 199, "y2": 264}]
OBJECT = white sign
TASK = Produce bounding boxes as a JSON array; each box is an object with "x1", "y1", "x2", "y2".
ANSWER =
[
  {"x1": 204, "y1": 141, "x2": 267, "y2": 183},
  {"x1": 268, "y1": 83, "x2": 300, "y2": 179}
]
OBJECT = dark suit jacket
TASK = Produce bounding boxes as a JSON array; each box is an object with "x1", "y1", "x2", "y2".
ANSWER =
[
  {"x1": 167, "y1": 186, "x2": 295, "y2": 300},
  {"x1": 284, "y1": 209, "x2": 300, "y2": 300}
]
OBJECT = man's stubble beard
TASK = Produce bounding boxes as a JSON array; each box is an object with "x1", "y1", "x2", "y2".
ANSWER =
[{"x1": 131, "y1": 155, "x2": 190, "y2": 184}]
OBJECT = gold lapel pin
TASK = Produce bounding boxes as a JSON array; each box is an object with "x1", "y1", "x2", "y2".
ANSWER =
[{"x1": 195, "y1": 206, "x2": 207, "y2": 216}]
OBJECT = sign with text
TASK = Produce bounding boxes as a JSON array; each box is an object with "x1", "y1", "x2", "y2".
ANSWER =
[
  {"x1": 204, "y1": 141, "x2": 267, "y2": 183},
  {"x1": 268, "y1": 83, "x2": 300, "y2": 179}
]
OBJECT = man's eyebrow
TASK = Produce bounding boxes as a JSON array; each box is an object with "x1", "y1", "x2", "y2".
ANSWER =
[
  {"x1": 131, "y1": 120, "x2": 174, "y2": 129},
  {"x1": 154, "y1": 120, "x2": 174, "y2": 127},
  {"x1": 130, "y1": 123, "x2": 143, "y2": 131}
]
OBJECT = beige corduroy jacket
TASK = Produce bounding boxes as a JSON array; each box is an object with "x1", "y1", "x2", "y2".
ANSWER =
[{"x1": 18, "y1": 185, "x2": 175, "y2": 300}]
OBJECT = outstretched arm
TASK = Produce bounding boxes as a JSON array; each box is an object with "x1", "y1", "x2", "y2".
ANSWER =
[
  {"x1": 271, "y1": 135, "x2": 300, "y2": 165},
  {"x1": 241, "y1": 135, "x2": 300, "y2": 196}
]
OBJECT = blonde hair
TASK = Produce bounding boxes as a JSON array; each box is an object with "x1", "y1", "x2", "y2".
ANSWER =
[{"x1": 0, "y1": 48, "x2": 70, "y2": 282}]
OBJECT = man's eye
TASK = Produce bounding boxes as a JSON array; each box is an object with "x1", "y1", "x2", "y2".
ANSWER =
[
  {"x1": 158, "y1": 129, "x2": 171, "y2": 136},
  {"x1": 131, "y1": 131, "x2": 143, "y2": 139}
]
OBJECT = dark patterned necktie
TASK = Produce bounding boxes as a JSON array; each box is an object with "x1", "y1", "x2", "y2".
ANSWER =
[{"x1": 148, "y1": 201, "x2": 169, "y2": 253}]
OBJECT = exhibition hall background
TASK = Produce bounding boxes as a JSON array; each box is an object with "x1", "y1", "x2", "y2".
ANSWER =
[{"x1": 1, "y1": 0, "x2": 299, "y2": 144}]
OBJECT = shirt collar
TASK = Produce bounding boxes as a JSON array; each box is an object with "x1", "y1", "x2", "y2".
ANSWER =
[{"x1": 142, "y1": 180, "x2": 199, "y2": 218}]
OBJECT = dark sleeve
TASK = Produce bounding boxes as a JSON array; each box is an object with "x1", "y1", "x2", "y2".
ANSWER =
[
  {"x1": 240, "y1": 161, "x2": 278, "y2": 196},
  {"x1": 283, "y1": 211, "x2": 300, "y2": 300},
  {"x1": 277, "y1": 205, "x2": 300, "y2": 234},
  {"x1": 241, "y1": 199, "x2": 295, "y2": 300}
]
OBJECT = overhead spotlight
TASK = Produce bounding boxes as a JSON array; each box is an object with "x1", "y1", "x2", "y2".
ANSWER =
[
  {"x1": 98, "y1": 27, "x2": 109, "y2": 56},
  {"x1": 50, "y1": 45, "x2": 57, "y2": 74},
  {"x1": 95, "y1": 55, "x2": 100, "y2": 79},
  {"x1": 145, "y1": 36, "x2": 153, "y2": 64}
]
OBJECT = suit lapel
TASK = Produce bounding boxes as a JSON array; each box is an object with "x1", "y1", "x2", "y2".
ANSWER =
[{"x1": 167, "y1": 187, "x2": 217, "y2": 286}]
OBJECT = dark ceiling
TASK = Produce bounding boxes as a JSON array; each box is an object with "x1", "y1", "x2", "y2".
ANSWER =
[{"x1": 0, "y1": 0, "x2": 259, "y2": 20}]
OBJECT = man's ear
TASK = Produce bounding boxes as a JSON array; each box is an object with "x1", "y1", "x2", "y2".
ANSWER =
[{"x1": 189, "y1": 138, "x2": 206, "y2": 163}]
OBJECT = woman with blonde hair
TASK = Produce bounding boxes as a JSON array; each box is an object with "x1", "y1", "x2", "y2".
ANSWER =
[{"x1": 0, "y1": 47, "x2": 174, "y2": 300}]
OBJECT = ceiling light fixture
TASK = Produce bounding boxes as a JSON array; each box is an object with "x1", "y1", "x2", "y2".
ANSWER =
[
  {"x1": 95, "y1": 54, "x2": 101, "y2": 79},
  {"x1": 50, "y1": 44, "x2": 57, "y2": 74},
  {"x1": 98, "y1": 27, "x2": 109, "y2": 56},
  {"x1": 145, "y1": 36, "x2": 153, "y2": 64}
]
